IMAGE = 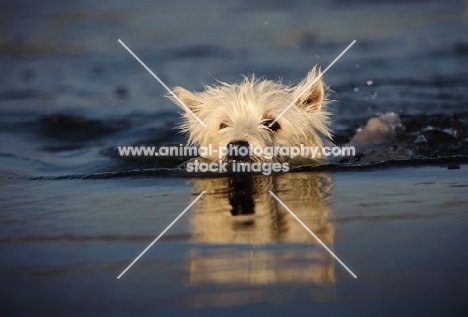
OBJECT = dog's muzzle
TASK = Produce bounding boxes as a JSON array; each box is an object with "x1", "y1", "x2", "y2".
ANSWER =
[{"x1": 226, "y1": 140, "x2": 251, "y2": 162}]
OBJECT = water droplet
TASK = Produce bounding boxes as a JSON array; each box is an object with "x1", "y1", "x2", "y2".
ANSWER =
[
  {"x1": 366, "y1": 79, "x2": 373, "y2": 86},
  {"x1": 355, "y1": 63, "x2": 360, "y2": 68},
  {"x1": 371, "y1": 91, "x2": 378, "y2": 98},
  {"x1": 315, "y1": 53, "x2": 321, "y2": 58},
  {"x1": 263, "y1": 20, "x2": 269, "y2": 25},
  {"x1": 353, "y1": 87, "x2": 359, "y2": 92}
]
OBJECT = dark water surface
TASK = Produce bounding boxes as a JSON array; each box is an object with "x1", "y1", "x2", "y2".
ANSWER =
[
  {"x1": 1, "y1": 0, "x2": 468, "y2": 316},
  {"x1": 1, "y1": 167, "x2": 468, "y2": 316}
]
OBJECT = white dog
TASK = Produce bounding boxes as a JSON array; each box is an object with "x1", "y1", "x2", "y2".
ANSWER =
[{"x1": 168, "y1": 67, "x2": 401, "y2": 165}]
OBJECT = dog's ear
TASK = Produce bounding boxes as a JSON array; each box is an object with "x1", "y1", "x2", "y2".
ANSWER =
[
  {"x1": 169, "y1": 87, "x2": 202, "y2": 113},
  {"x1": 293, "y1": 67, "x2": 325, "y2": 112}
]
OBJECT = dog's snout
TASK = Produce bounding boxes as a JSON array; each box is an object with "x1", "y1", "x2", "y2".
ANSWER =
[{"x1": 226, "y1": 140, "x2": 250, "y2": 161}]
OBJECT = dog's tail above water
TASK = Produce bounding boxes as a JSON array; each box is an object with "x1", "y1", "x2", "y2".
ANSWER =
[{"x1": 349, "y1": 113, "x2": 402, "y2": 147}]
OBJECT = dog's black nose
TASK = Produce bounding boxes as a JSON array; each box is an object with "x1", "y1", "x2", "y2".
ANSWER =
[{"x1": 226, "y1": 140, "x2": 250, "y2": 161}]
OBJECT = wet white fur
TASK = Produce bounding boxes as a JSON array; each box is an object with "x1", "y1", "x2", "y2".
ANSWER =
[{"x1": 168, "y1": 67, "x2": 332, "y2": 162}]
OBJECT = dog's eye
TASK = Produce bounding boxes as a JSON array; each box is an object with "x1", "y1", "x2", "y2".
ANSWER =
[
  {"x1": 220, "y1": 123, "x2": 227, "y2": 130},
  {"x1": 263, "y1": 120, "x2": 280, "y2": 131}
]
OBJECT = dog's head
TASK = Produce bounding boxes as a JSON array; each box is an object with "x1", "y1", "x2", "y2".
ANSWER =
[{"x1": 168, "y1": 67, "x2": 331, "y2": 162}]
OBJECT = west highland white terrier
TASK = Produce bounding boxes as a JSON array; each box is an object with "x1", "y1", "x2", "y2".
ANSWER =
[{"x1": 168, "y1": 67, "x2": 401, "y2": 166}]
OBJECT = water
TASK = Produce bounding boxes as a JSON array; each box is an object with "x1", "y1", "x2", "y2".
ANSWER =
[{"x1": 1, "y1": 0, "x2": 468, "y2": 315}]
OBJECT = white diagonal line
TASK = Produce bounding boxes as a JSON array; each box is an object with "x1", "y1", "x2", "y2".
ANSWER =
[
  {"x1": 117, "y1": 191, "x2": 206, "y2": 279},
  {"x1": 269, "y1": 40, "x2": 356, "y2": 128},
  {"x1": 118, "y1": 39, "x2": 207, "y2": 128},
  {"x1": 269, "y1": 191, "x2": 357, "y2": 278}
]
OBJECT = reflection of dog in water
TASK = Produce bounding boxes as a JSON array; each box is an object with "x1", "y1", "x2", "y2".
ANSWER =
[
  {"x1": 190, "y1": 173, "x2": 333, "y2": 244},
  {"x1": 187, "y1": 173, "x2": 336, "y2": 300},
  {"x1": 168, "y1": 67, "x2": 402, "y2": 164}
]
